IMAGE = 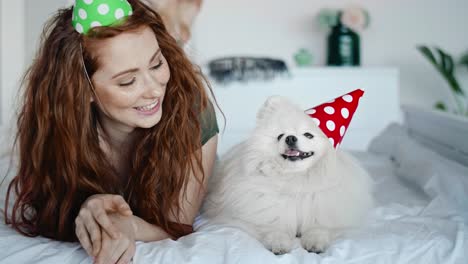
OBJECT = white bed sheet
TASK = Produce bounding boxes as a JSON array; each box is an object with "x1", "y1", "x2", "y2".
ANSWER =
[{"x1": 0, "y1": 124, "x2": 467, "y2": 264}]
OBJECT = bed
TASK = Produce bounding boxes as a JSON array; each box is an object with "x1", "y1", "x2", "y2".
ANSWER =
[{"x1": 0, "y1": 68, "x2": 467, "y2": 263}]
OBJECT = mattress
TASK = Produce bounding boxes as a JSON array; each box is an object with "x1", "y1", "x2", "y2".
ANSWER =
[{"x1": 0, "y1": 124, "x2": 467, "y2": 264}]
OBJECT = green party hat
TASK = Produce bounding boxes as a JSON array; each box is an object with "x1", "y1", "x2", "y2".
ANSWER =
[{"x1": 72, "y1": 0, "x2": 133, "y2": 35}]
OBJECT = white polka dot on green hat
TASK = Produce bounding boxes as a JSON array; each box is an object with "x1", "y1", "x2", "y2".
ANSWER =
[{"x1": 72, "y1": 0, "x2": 133, "y2": 35}]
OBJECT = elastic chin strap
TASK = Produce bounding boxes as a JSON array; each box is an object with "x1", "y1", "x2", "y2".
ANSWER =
[
  {"x1": 79, "y1": 42, "x2": 110, "y2": 117},
  {"x1": 79, "y1": 42, "x2": 94, "y2": 91}
]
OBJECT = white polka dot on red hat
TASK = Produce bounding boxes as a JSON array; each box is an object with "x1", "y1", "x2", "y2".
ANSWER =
[
  {"x1": 312, "y1": 118, "x2": 320, "y2": 126},
  {"x1": 305, "y1": 109, "x2": 316, "y2": 115},
  {"x1": 329, "y1": 138, "x2": 335, "y2": 146},
  {"x1": 341, "y1": 108, "x2": 349, "y2": 119},
  {"x1": 324, "y1": 106, "x2": 335, "y2": 115},
  {"x1": 326, "y1": 120, "x2": 335, "y2": 131},
  {"x1": 340, "y1": 126, "x2": 346, "y2": 136},
  {"x1": 342, "y1": 95, "x2": 353, "y2": 102}
]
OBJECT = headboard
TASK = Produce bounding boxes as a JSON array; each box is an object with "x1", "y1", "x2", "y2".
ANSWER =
[{"x1": 209, "y1": 67, "x2": 401, "y2": 155}]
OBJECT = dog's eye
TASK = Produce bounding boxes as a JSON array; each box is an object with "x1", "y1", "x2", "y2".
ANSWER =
[
  {"x1": 277, "y1": 134, "x2": 284, "y2": 141},
  {"x1": 304, "y1": 133, "x2": 314, "y2": 139}
]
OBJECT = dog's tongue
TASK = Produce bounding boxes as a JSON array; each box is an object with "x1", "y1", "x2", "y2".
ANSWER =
[{"x1": 285, "y1": 149, "x2": 300, "y2": 156}]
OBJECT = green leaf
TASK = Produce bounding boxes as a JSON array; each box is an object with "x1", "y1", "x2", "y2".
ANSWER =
[
  {"x1": 434, "y1": 101, "x2": 447, "y2": 111},
  {"x1": 417, "y1": 46, "x2": 437, "y2": 65},
  {"x1": 417, "y1": 46, "x2": 465, "y2": 96},
  {"x1": 317, "y1": 9, "x2": 339, "y2": 28},
  {"x1": 460, "y1": 52, "x2": 468, "y2": 70},
  {"x1": 436, "y1": 48, "x2": 454, "y2": 75}
]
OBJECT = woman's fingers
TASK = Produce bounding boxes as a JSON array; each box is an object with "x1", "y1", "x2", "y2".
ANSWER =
[
  {"x1": 76, "y1": 194, "x2": 135, "y2": 259},
  {"x1": 111, "y1": 195, "x2": 133, "y2": 216},
  {"x1": 87, "y1": 200, "x2": 120, "y2": 239},
  {"x1": 95, "y1": 230, "x2": 112, "y2": 264},
  {"x1": 78, "y1": 209, "x2": 102, "y2": 256},
  {"x1": 75, "y1": 217, "x2": 93, "y2": 256},
  {"x1": 95, "y1": 231, "x2": 134, "y2": 264},
  {"x1": 116, "y1": 244, "x2": 136, "y2": 264},
  {"x1": 98, "y1": 195, "x2": 131, "y2": 214},
  {"x1": 108, "y1": 236, "x2": 131, "y2": 264}
]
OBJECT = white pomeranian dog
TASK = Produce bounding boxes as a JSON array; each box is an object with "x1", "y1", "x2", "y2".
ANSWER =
[{"x1": 200, "y1": 96, "x2": 374, "y2": 254}]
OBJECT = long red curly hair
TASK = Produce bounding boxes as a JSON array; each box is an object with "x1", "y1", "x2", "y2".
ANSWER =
[{"x1": 4, "y1": 0, "x2": 214, "y2": 242}]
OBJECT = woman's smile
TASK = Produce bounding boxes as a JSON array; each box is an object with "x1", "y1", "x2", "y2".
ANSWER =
[{"x1": 134, "y1": 98, "x2": 161, "y2": 115}]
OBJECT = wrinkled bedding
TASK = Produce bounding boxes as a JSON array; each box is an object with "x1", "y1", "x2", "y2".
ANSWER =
[{"x1": 0, "y1": 124, "x2": 466, "y2": 264}]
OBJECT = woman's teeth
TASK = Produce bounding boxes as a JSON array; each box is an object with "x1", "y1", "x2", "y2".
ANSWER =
[{"x1": 136, "y1": 100, "x2": 158, "y2": 111}]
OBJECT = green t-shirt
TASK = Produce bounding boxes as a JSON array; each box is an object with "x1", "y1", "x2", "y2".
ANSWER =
[{"x1": 199, "y1": 100, "x2": 219, "y2": 146}]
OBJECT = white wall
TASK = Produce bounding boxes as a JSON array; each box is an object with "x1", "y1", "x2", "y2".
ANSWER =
[
  {"x1": 25, "y1": 0, "x2": 69, "y2": 65},
  {"x1": 2, "y1": 0, "x2": 467, "y2": 126},
  {"x1": 0, "y1": 0, "x2": 69, "y2": 127},
  {"x1": 191, "y1": 0, "x2": 468, "y2": 108},
  {"x1": 0, "y1": 0, "x2": 25, "y2": 127}
]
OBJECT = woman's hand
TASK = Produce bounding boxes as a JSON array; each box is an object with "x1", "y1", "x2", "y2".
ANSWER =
[
  {"x1": 75, "y1": 194, "x2": 133, "y2": 257},
  {"x1": 95, "y1": 213, "x2": 137, "y2": 264}
]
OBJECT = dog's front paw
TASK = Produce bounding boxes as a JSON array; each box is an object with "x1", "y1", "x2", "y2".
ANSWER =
[
  {"x1": 301, "y1": 229, "x2": 335, "y2": 253},
  {"x1": 261, "y1": 231, "x2": 294, "y2": 255}
]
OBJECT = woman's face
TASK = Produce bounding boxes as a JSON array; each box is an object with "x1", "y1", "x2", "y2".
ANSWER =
[{"x1": 91, "y1": 26, "x2": 170, "y2": 134}]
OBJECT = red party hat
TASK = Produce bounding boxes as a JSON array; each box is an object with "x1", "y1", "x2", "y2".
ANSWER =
[{"x1": 304, "y1": 89, "x2": 364, "y2": 148}]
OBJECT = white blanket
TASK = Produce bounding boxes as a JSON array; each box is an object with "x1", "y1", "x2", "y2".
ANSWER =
[{"x1": 0, "y1": 124, "x2": 467, "y2": 263}]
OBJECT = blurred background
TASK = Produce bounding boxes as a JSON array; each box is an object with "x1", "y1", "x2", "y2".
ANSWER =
[{"x1": 1, "y1": 0, "x2": 468, "y2": 126}]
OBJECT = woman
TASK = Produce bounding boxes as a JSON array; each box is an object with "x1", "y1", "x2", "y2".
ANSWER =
[{"x1": 4, "y1": 0, "x2": 219, "y2": 263}]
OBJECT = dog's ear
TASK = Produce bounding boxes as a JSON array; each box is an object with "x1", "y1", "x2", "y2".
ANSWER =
[{"x1": 257, "y1": 95, "x2": 288, "y2": 122}]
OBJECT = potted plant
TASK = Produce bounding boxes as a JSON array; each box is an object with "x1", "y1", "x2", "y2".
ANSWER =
[
  {"x1": 402, "y1": 48, "x2": 468, "y2": 165},
  {"x1": 417, "y1": 46, "x2": 468, "y2": 117}
]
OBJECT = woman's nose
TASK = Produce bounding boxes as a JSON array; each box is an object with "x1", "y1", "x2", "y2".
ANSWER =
[{"x1": 142, "y1": 73, "x2": 164, "y2": 97}]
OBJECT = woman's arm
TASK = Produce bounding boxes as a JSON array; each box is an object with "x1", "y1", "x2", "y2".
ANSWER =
[
  {"x1": 131, "y1": 215, "x2": 171, "y2": 242},
  {"x1": 131, "y1": 135, "x2": 218, "y2": 240},
  {"x1": 172, "y1": 135, "x2": 218, "y2": 225}
]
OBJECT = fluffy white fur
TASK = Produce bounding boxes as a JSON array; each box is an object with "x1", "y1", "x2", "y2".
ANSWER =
[{"x1": 201, "y1": 96, "x2": 374, "y2": 254}]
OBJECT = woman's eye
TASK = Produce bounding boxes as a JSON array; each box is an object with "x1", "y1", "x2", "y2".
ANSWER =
[
  {"x1": 119, "y1": 77, "x2": 135, "y2": 87},
  {"x1": 304, "y1": 133, "x2": 314, "y2": 139},
  {"x1": 150, "y1": 60, "x2": 163, "y2": 70},
  {"x1": 277, "y1": 134, "x2": 284, "y2": 141}
]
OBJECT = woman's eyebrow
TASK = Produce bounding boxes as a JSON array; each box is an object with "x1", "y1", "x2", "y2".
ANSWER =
[
  {"x1": 111, "y1": 48, "x2": 161, "y2": 79},
  {"x1": 149, "y1": 48, "x2": 161, "y2": 64}
]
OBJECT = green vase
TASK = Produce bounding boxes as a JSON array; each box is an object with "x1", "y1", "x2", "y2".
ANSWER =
[{"x1": 327, "y1": 19, "x2": 360, "y2": 66}]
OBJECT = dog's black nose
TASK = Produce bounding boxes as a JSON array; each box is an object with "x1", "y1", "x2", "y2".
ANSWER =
[{"x1": 285, "y1": 135, "x2": 297, "y2": 146}]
